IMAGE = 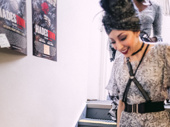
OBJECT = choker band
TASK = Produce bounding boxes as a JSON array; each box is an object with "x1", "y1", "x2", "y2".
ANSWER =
[{"x1": 131, "y1": 42, "x2": 145, "y2": 56}]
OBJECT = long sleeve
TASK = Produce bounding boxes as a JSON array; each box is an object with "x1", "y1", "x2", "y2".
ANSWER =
[
  {"x1": 106, "y1": 61, "x2": 119, "y2": 97},
  {"x1": 106, "y1": 61, "x2": 119, "y2": 122},
  {"x1": 153, "y1": 5, "x2": 162, "y2": 41}
]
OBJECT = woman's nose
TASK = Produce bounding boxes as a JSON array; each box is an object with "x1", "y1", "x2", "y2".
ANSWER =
[{"x1": 115, "y1": 42, "x2": 123, "y2": 51}]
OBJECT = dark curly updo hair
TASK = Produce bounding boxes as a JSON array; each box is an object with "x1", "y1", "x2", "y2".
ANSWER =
[
  {"x1": 100, "y1": 0, "x2": 141, "y2": 61},
  {"x1": 100, "y1": 0, "x2": 141, "y2": 35}
]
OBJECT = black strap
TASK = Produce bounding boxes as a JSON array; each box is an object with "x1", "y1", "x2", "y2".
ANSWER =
[
  {"x1": 132, "y1": 77, "x2": 150, "y2": 102},
  {"x1": 122, "y1": 44, "x2": 150, "y2": 103},
  {"x1": 122, "y1": 78, "x2": 132, "y2": 103},
  {"x1": 134, "y1": 44, "x2": 149, "y2": 75},
  {"x1": 131, "y1": 42, "x2": 144, "y2": 56}
]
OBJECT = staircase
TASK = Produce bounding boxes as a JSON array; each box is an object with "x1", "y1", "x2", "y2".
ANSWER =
[
  {"x1": 78, "y1": 100, "x2": 117, "y2": 127},
  {"x1": 77, "y1": 100, "x2": 170, "y2": 127}
]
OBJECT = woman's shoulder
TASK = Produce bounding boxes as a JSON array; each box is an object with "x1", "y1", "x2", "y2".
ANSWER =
[
  {"x1": 154, "y1": 42, "x2": 170, "y2": 48},
  {"x1": 148, "y1": 42, "x2": 170, "y2": 56},
  {"x1": 150, "y1": 0, "x2": 160, "y2": 6},
  {"x1": 150, "y1": 1, "x2": 161, "y2": 10}
]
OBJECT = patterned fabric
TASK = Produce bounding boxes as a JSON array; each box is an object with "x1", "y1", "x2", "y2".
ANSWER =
[
  {"x1": 120, "y1": 110, "x2": 170, "y2": 127},
  {"x1": 100, "y1": 0, "x2": 141, "y2": 35},
  {"x1": 136, "y1": 1, "x2": 163, "y2": 41},
  {"x1": 106, "y1": 42, "x2": 170, "y2": 126}
]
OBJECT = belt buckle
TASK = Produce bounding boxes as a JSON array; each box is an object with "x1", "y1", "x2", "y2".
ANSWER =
[{"x1": 132, "y1": 104, "x2": 138, "y2": 113}]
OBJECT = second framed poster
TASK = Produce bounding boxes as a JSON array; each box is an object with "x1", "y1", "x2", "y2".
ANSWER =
[{"x1": 32, "y1": 0, "x2": 57, "y2": 61}]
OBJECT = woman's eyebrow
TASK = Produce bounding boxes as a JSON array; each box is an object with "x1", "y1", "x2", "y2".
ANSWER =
[
  {"x1": 109, "y1": 38, "x2": 115, "y2": 42},
  {"x1": 118, "y1": 33, "x2": 125, "y2": 38}
]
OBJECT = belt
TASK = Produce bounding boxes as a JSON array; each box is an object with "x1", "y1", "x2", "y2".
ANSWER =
[{"x1": 124, "y1": 101, "x2": 165, "y2": 114}]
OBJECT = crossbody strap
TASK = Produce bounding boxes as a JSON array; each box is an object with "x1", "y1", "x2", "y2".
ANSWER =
[{"x1": 122, "y1": 44, "x2": 150, "y2": 103}]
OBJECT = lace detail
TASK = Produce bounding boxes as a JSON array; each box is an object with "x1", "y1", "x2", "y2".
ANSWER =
[{"x1": 106, "y1": 42, "x2": 170, "y2": 126}]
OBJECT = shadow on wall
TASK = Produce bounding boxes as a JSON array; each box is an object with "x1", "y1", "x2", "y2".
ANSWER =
[{"x1": 0, "y1": 48, "x2": 26, "y2": 63}]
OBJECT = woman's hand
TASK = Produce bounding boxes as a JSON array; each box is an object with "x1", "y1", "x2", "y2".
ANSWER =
[
  {"x1": 150, "y1": 37, "x2": 157, "y2": 42},
  {"x1": 117, "y1": 100, "x2": 125, "y2": 127}
]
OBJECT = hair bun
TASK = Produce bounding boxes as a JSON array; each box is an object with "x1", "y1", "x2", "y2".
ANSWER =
[
  {"x1": 100, "y1": 0, "x2": 112, "y2": 14},
  {"x1": 100, "y1": 0, "x2": 141, "y2": 34},
  {"x1": 100, "y1": 0, "x2": 135, "y2": 19}
]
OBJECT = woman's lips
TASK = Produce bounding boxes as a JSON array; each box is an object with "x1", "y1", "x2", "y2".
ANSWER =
[{"x1": 121, "y1": 48, "x2": 129, "y2": 54}]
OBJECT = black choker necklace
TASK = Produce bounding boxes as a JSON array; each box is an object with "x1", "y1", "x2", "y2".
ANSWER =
[{"x1": 131, "y1": 42, "x2": 145, "y2": 56}]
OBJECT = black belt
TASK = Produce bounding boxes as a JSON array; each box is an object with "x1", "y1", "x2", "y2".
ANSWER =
[{"x1": 125, "y1": 101, "x2": 165, "y2": 114}]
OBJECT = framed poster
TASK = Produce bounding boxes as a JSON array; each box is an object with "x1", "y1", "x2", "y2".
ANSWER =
[
  {"x1": 0, "y1": 0, "x2": 27, "y2": 54},
  {"x1": 32, "y1": 0, "x2": 57, "y2": 61}
]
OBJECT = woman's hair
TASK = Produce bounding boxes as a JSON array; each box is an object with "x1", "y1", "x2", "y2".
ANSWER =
[
  {"x1": 100, "y1": 0, "x2": 141, "y2": 35},
  {"x1": 100, "y1": 0, "x2": 141, "y2": 61},
  {"x1": 136, "y1": 0, "x2": 144, "y2": 3}
]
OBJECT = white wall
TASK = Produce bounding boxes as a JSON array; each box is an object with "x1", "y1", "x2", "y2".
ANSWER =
[
  {"x1": 0, "y1": 0, "x2": 101, "y2": 127},
  {"x1": 162, "y1": 15, "x2": 170, "y2": 42},
  {"x1": 87, "y1": 3, "x2": 103, "y2": 100}
]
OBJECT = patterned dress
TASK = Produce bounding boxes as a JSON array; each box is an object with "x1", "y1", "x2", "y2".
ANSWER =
[{"x1": 106, "y1": 43, "x2": 170, "y2": 127}]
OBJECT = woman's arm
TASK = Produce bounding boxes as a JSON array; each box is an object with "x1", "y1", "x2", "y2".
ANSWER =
[{"x1": 117, "y1": 100, "x2": 125, "y2": 127}]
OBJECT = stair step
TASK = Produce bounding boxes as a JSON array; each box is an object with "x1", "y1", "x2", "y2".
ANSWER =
[
  {"x1": 86, "y1": 107, "x2": 111, "y2": 120},
  {"x1": 87, "y1": 100, "x2": 112, "y2": 109},
  {"x1": 86, "y1": 100, "x2": 112, "y2": 120},
  {"x1": 78, "y1": 118, "x2": 116, "y2": 127}
]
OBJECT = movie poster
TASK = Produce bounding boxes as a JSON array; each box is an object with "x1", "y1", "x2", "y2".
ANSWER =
[
  {"x1": 0, "y1": 0, "x2": 27, "y2": 54},
  {"x1": 32, "y1": 0, "x2": 57, "y2": 61}
]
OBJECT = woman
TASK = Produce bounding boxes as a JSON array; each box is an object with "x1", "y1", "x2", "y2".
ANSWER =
[
  {"x1": 133, "y1": 0, "x2": 162, "y2": 42},
  {"x1": 109, "y1": 0, "x2": 162, "y2": 61},
  {"x1": 100, "y1": 0, "x2": 170, "y2": 126}
]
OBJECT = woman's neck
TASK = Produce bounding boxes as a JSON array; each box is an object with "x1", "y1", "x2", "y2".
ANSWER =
[
  {"x1": 129, "y1": 41, "x2": 146, "y2": 62},
  {"x1": 133, "y1": 0, "x2": 148, "y2": 12}
]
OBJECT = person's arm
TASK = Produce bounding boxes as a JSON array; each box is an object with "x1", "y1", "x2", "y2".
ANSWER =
[
  {"x1": 117, "y1": 100, "x2": 125, "y2": 127},
  {"x1": 152, "y1": 4, "x2": 162, "y2": 41}
]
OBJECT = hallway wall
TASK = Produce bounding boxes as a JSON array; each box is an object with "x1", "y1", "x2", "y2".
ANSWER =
[{"x1": 0, "y1": 0, "x2": 101, "y2": 127}]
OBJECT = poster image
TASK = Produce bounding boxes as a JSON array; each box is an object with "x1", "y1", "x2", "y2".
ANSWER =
[
  {"x1": 32, "y1": 0, "x2": 57, "y2": 61},
  {"x1": 0, "y1": 0, "x2": 27, "y2": 54}
]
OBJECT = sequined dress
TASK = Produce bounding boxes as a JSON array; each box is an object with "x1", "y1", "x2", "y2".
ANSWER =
[{"x1": 106, "y1": 43, "x2": 170, "y2": 126}]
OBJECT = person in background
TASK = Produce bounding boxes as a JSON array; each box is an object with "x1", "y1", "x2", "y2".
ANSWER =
[
  {"x1": 133, "y1": 0, "x2": 162, "y2": 42},
  {"x1": 100, "y1": 0, "x2": 170, "y2": 126}
]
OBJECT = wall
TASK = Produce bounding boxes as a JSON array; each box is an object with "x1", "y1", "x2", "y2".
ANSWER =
[
  {"x1": 0, "y1": 0, "x2": 101, "y2": 127},
  {"x1": 162, "y1": 15, "x2": 170, "y2": 42},
  {"x1": 87, "y1": 2, "x2": 103, "y2": 100}
]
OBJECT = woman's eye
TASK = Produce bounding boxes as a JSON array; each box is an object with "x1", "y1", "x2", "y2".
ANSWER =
[
  {"x1": 111, "y1": 41, "x2": 116, "y2": 44},
  {"x1": 109, "y1": 38, "x2": 116, "y2": 44},
  {"x1": 120, "y1": 36, "x2": 127, "y2": 41}
]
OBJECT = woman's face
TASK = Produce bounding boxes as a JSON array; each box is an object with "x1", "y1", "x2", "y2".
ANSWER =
[{"x1": 109, "y1": 30, "x2": 140, "y2": 57}]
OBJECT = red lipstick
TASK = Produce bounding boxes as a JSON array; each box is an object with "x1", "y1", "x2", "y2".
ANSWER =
[{"x1": 121, "y1": 48, "x2": 129, "y2": 55}]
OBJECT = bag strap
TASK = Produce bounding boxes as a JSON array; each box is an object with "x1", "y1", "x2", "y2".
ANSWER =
[
  {"x1": 134, "y1": 44, "x2": 149, "y2": 75},
  {"x1": 122, "y1": 44, "x2": 150, "y2": 103}
]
